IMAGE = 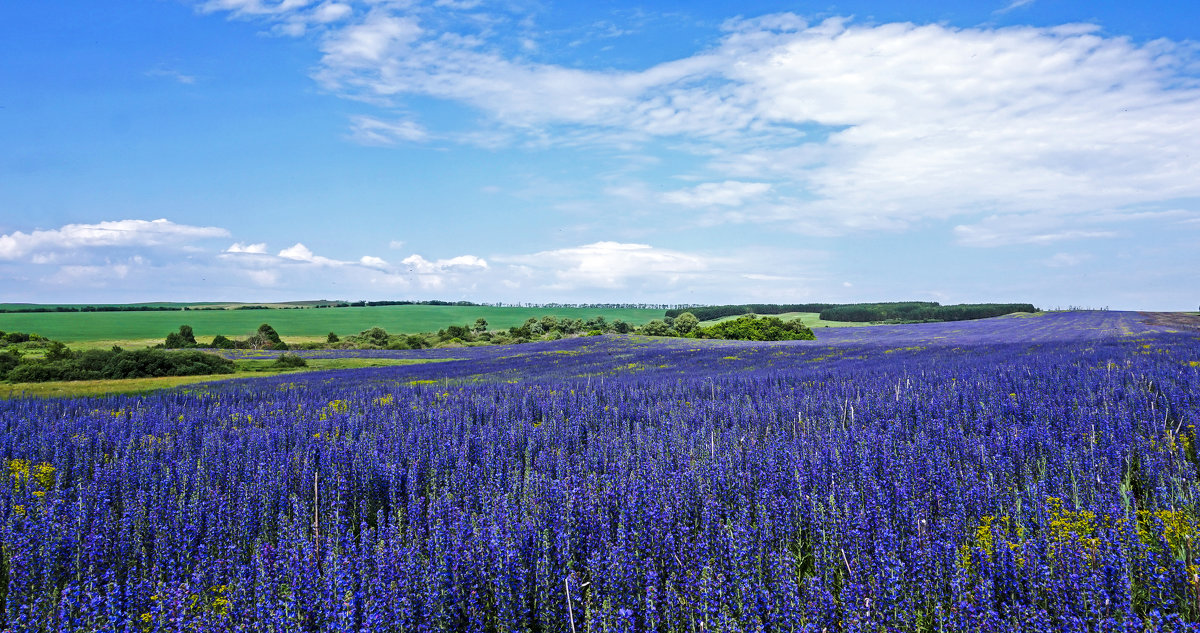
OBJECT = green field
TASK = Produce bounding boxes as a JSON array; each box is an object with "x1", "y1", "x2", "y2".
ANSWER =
[
  {"x1": 0, "y1": 305, "x2": 666, "y2": 345},
  {"x1": 0, "y1": 357, "x2": 445, "y2": 399},
  {"x1": 699, "y1": 311, "x2": 877, "y2": 328}
]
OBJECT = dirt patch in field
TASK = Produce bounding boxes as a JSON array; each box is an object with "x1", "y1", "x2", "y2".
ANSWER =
[{"x1": 1140, "y1": 312, "x2": 1200, "y2": 332}]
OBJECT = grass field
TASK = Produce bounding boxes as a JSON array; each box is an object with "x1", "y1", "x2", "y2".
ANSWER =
[
  {"x1": 698, "y1": 311, "x2": 876, "y2": 328},
  {"x1": 0, "y1": 305, "x2": 666, "y2": 345},
  {"x1": 0, "y1": 357, "x2": 445, "y2": 398}
]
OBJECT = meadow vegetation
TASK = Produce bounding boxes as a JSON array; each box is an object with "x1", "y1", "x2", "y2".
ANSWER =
[{"x1": 0, "y1": 310, "x2": 1196, "y2": 629}]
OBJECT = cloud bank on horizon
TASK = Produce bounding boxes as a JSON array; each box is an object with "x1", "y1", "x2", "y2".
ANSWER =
[{"x1": 1, "y1": 0, "x2": 1197, "y2": 308}]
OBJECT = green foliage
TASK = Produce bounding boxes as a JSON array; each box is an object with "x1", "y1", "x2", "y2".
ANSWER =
[
  {"x1": 0, "y1": 350, "x2": 19, "y2": 380},
  {"x1": 272, "y1": 353, "x2": 308, "y2": 369},
  {"x1": 640, "y1": 319, "x2": 673, "y2": 337},
  {"x1": 99, "y1": 349, "x2": 235, "y2": 379},
  {"x1": 257, "y1": 323, "x2": 282, "y2": 345},
  {"x1": 327, "y1": 331, "x2": 339, "y2": 343},
  {"x1": 44, "y1": 340, "x2": 74, "y2": 362},
  {"x1": 6, "y1": 361, "x2": 97, "y2": 383},
  {"x1": 696, "y1": 314, "x2": 816, "y2": 341},
  {"x1": 0, "y1": 332, "x2": 32, "y2": 345},
  {"x1": 673, "y1": 312, "x2": 700, "y2": 335},
  {"x1": 211, "y1": 335, "x2": 235, "y2": 349},
  {"x1": 4, "y1": 347, "x2": 235, "y2": 383},
  {"x1": 165, "y1": 325, "x2": 199, "y2": 348}
]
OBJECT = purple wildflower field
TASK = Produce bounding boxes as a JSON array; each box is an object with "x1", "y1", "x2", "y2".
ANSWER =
[{"x1": 3, "y1": 310, "x2": 1200, "y2": 631}]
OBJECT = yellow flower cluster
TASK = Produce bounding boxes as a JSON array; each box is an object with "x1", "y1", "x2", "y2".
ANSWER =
[
  {"x1": 1138, "y1": 508, "x2": 1199, "y2": 557},
  {"x1": 6, "y1": 458, "x2": 55, "y2": 492},
  {"x1": 319, "y1": 399, "x2": 350, "y2": 420}
]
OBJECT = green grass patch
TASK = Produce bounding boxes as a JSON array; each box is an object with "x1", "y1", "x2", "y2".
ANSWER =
[
  {"x1": 0, "y1": 305, "x2": 666, "y2": 344},
  {"x1": 698, "y1": 312, "x2": 875, "y2": 328},
  {"x1": 1, "y1": 358, "x2": 446, "y2": 399}
]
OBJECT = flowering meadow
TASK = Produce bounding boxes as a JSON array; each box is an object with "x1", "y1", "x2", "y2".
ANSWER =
[{"x1": 2, "y1": 311, "x2": 1199, "y2": 631}]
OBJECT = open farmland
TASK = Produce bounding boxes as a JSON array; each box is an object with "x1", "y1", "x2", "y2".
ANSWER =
[
  {"x1": 3, "y1": 311, "x2": 1200, "y2": 630},
  {"x1": 0, "y1": 305, "x2": 666, "y2": 346}
]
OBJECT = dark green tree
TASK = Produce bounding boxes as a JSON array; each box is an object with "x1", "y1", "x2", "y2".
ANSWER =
[{"x1": 44, "y1": 341, "x2": 74, "y2": 362}]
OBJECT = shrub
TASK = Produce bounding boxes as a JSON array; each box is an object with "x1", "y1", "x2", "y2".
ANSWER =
[
  {"x1": 100, "y1": 349, "x2": 235, "y2": 380},
  {"x1": 696, "y1": 314, "x2": 815, "y2": 341},
  {"x1": 0, "y1": 350, "x2": 22, "y2": 380},
  {"x1": 273, "y1": 353, "x2": 308, "y2": 369}
]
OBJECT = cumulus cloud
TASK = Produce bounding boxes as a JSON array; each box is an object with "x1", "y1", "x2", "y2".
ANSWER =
[
  {"x1": 0, "y1": 218, "x2": 229, "y2": 261},
  {"x1": 401, "y1": 254, "x2": 488, "y2": 273},
  {"x1": 359, "y1": 255, "x2": 389, "y2": 268},
  {"x1": 498, "y1": 241, "x2": 706, "y2": 290},
  {"x1": 226, "y1": 242, "x2": 268, "y2": 254},
  {"x1": 277, "y1": 242, "x2": 351, "y2": 266}
]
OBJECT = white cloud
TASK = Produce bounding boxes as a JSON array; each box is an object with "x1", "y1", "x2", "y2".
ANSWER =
[
  {"x1": 400, "y1": 254, "x2": 488, "y2": 273},
  {"x1": 347, "y1": 115, "x2": 428, "y2": 145},
  {"x1": 199, "y1": 0, "x2": 313, "y2": 17},
  {"x1": 388, "y1": 240, "x2": 406, "y2": 249},
  {"x1": 198, "y1": 5, "x2": 1200, "y2": 246},
  {"x1": 312, "y1": 2, "x2": 352, "y2": 23},
  {"x1": 319, "y1": 11, "x2": 1200, "y2": 234},
  {"x1": 359, "y1": 255, "x2": 389, "y2": 268},
  {"x1": 318, "y1": 11, "x2": 422, "y2": 68},
  {"x1": 395, "y1": 253, "x2": 488, "y2": 289},
  {"x1": 201, "y1": 0, "x2": 314, "y2": 16},
  {"x1": 0, "y1": 218, "x2": 229, "y2": 261},
  {"x1": 277, "y1": 242, "x2": 350, "y2": 266},
  {"x1": 226, "y1": 242, "x2": 268, "y2": 254},
  {"x1": 497, "y1": 241, "x2": 706, "y2": 290},
  {"x1": 660, "y1": 181, "x2": 772, "y2": 207}
]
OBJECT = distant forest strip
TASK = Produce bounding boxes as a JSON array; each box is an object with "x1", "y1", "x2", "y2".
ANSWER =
[{"x1": 668, "y1": 302, "x2": 1038, "y2": 323}]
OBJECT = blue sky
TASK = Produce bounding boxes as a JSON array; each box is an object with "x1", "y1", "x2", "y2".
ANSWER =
[{"x1": 2, "y1": 0, "x2": 1198, "y2": 309}]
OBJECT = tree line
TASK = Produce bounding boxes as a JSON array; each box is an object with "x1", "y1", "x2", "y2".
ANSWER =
[
  {"x1": 0, "y1": 331, "x2": 234, "y2": 383},
  {"x1": 668, "y1": 301, "x2": 1037, "y2": 323}
]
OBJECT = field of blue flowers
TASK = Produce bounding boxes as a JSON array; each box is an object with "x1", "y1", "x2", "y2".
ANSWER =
[{"x1": 3, "y1": 311, "x2": 1199, "y2": 631}]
